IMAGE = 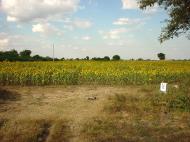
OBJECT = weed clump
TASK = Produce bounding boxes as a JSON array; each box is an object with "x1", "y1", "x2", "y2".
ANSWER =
[
  {"x1": 104, "y1": 94, "x2": 127, "y2": 113},
  {"x1": 82, "y1": 117, "x2": 129, "y2": 142},
  {"x1": 152, "y1": 85, "x2": 190, "y2": 112},
  {"x1": 0, "y1": 88, "x2": 20, "y2": 102},
  {"x1": 47, "y1": 120, "x2": 71, "y2": 142}
]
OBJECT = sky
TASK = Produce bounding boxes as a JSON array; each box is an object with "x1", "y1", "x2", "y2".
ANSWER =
[{"x1": 0, "y1": 0, "x2": 189, "y2": 60}]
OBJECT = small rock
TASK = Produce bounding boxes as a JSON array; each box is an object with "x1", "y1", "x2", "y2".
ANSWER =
[
  {"x1": 173, "y1": 84, "x2": 179, "y2": 89},
  {"x1": 87, "y1": 96, "x2": 96, "y2": 100}
]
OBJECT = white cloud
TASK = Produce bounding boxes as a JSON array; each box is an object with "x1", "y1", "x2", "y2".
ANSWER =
[
  {"x1": 143, "y1": 5, "x2": 158, "y2": 14},
  {"x1": 0, "y1": 38, "x2": 9, "y2": 48},
  {"x1": 32, "y1": 23, "x2": 63, "y2": 36},
  {"x1": 32, "y1": 24, "x2": 46, "y2": 33},
  {"x1": 113, "y1": 18, "x2": 129, "y2": 25},
  {"x1": 122, "y1": 0, "x2": 138, "y2": 9},
  {"x1": 101, "y1": 28, "x2": 127, "y2": 39},
  {"x1": 64, "y1": 25, "x2": 74, "y2": 31},
  {"x1": 63, "y1": 19, "x2": 92, "y2": 30},
  {"x1": 7, "y1": 16, "x2": 17, "y2": 22},
  {"x1": 0, "y1": 33, "x2": 53, "y2": 53},
  {"x1": 98, "y1": 30, "x2": 104, "y2": 34},
  {"x1": 113, "y1": 18, "x2": 142, "y2": 25},
  {"x1": 73, "y1": 19, "x2": 92, "y2": 29},
  {"x1": 1, "y1": 0, "x2": 80, "y2": 22},
  {"x1": 108, "y1": 41, "x2": 125, "y2": 47},
  {"x1": 0, "y1": 33, "x2": 10, "y2": 49},
  {"x1": 121, "y1": 0, "x2": 158, "y2": 14},
  {"x1": 81, "y1": 36, "x2": 91, "y2": 40},
  {"x1": 16, "y1": 24, "x2": 22, "y2": 29}
]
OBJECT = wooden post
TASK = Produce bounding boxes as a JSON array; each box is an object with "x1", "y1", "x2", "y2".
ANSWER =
[{"x1": 53, "y1": 44, "x2": 54, "y2": 62}]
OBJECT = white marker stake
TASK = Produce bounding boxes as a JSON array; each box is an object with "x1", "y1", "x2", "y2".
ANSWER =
[{"x1": 160, "y1": 82, "x2": 167, "y2": 93}]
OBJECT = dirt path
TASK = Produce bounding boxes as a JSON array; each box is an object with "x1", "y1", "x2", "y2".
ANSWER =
[{"x1": 1, "y1": 85, "x2": 140, "y2": 142}]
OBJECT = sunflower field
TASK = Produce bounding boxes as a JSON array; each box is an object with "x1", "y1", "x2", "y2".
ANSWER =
[{"x1": 0, "y1": 61, "x2": 190, "y2": 85}]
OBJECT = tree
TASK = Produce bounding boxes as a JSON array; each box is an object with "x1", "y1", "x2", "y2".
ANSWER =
[
  {"x1": 85, "y1": 56, "x2": 90, "y2": 60},
  {"x1": 32, "y1": 55, "x2": 43, "y2": 61},
  {"x1": 61, "y1": 57, "x2": 65, "y2": 61},
  {"x1": 9, "y1": 50, "x2": 19, "y2": 61},
  {"x1": 0, "y1": 49, "x2": 57, "y2": 62},
  {"x1": 19, "y1": 50, "x2": 32, "y2": 61},
  {"x1": 157, "y1": 53, "x2": 165, "y2": 60},
  {"x1": 103, "y1": 56, "x2": 110, "y2": 61},
  {"x1": 20, "y1": 50, "x2": 32, "y2": 57},
  {"x1": 112, "y1": 55, "x2": 121, "y2": 61},
  {"x1": 137, "y1": 58, "x2": 144, "y2": 61},
  {"x1": 139, "y1": 0, "x2": 190, "y2": 43},
  {"x1": 0, "y1": 49, "x2": 19, "y2": 61},
  {"x1": 44, "y1": 56, "x2": 53, "y2": 61}
]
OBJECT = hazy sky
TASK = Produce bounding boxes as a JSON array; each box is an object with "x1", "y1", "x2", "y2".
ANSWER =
[{"x1": 0, "y1": 0, "x2": 189, "y2": 59}]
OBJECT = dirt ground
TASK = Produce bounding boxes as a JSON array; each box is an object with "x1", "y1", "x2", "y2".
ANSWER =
[
  {"x1": 0, "y1": 85, "x2": 143, "y2": 142},
  {"x1": 1, "y1": 85, "x2": 190, "y2": 142}
]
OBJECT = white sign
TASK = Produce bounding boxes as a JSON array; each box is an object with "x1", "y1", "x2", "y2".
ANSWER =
[{"x1": 160, "y1": 83, "x2": 167, "y2": 93}]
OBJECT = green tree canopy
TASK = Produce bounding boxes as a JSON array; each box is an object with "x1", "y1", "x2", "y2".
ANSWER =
[
  {"x1": 157, "y1": 53, "x2": 166, "y2": 60},
  {"x1": 20, "y1": 50, "x2": 32, "y2": 57},
  {"x1": 139, "y1": 0, "x2": 190, "y2": 43},
  {"x1": 85, "y1": 56, "x2": 90, "y2": 60},
  {"x1": 104, "y1": 56, "x2": 110, "y2": 61},
  {"x1": 112, "y1": 55, "x2": 121, "y2": 61},
  {"x1": 0, "y1": 50, "x2": 19, "y2": 61}
]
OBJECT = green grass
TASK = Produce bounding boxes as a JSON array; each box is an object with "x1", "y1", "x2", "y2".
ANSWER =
[{"x1": 151, "y1": 85, "x2": 190, "y2": 112}]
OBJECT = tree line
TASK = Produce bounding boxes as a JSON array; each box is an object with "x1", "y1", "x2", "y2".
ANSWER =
[
  {"x1": 0, "y1": 49, "x2": 54, "y2": 61},
  {"x1": 0, "y1": 49, "x2": 122, "y2": 61},
  {"x1": 1, "y1": 49, "x2": 187, "y2": 61}
]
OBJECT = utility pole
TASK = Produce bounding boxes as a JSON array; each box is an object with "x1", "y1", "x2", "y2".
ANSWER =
[{"x1": 53, "y1": 44, "x2": 54, "y2": 62}]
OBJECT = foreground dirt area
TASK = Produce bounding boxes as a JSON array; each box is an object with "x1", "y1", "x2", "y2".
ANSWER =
[{"x1": 0, "y1": 85, "x2": 190, "y2": 142}]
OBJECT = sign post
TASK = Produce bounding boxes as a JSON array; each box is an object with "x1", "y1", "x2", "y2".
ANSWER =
[{"x1": 160, "y1": 82, "x2": 167, "y2": 93}]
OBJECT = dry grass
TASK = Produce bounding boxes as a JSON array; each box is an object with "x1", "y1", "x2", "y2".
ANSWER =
[
  {"x1": 0, "y1": 87, "x2": 20, "y2": 102},
  {"x1": 82, "y1": 85, "x2": 190, "y2": 142},
  {"x1": 0, "y1": 85, "x2": 190, "y2": 142},
  {"x1": 46, "y1": 120, "x2": 72, "y2": 142},
  {"x1": 0, "y1": 119, "x2": 50, "y2": 142}
]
